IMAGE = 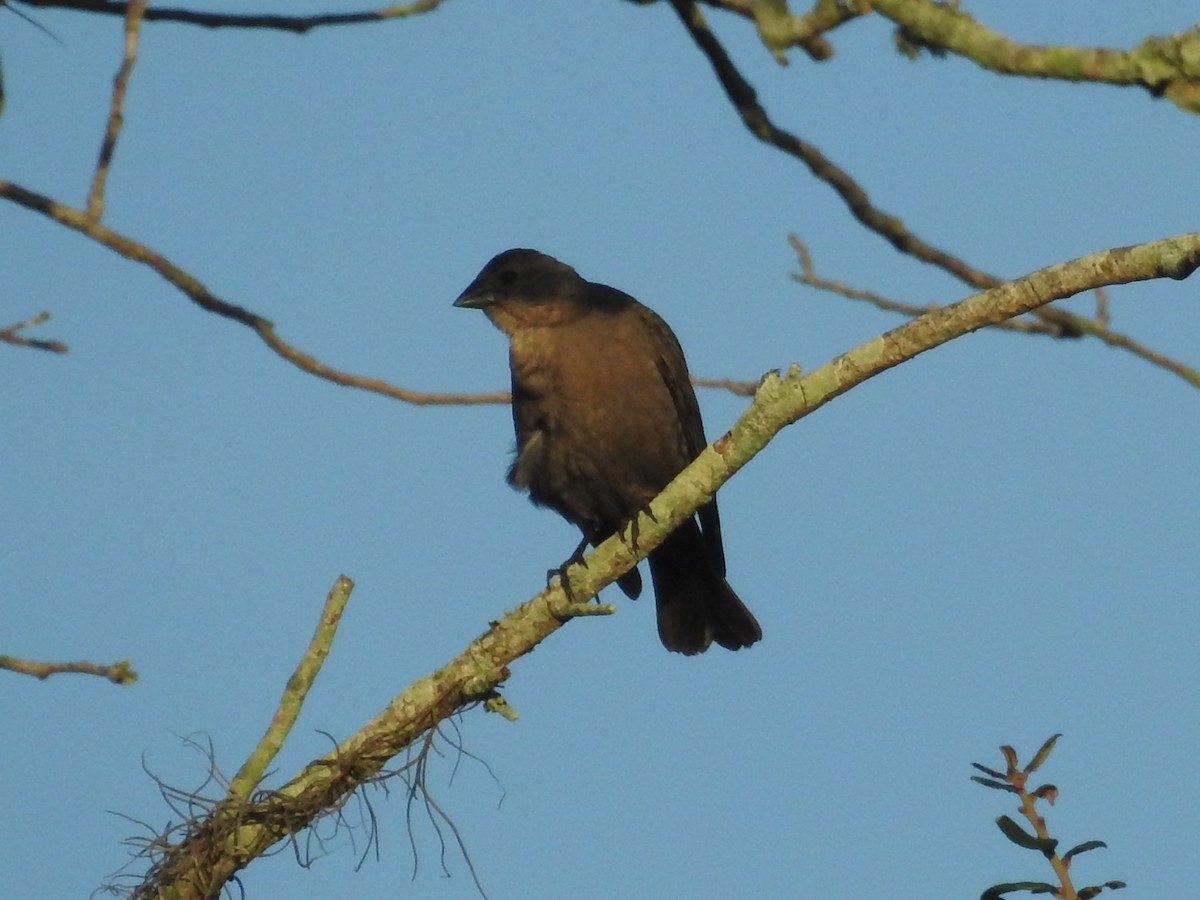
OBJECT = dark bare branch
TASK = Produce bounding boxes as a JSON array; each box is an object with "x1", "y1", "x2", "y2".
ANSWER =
[
  {"x1": 667, "y1": 1, "x2": 1199, "y2": 386},
  {"x1": 666, "y1": 0, "x2": 1005, "y2": 288},
  {"x1": 17, "y1": 0, "x2": 447, "y2": 32},
  {"x1": 0, "y1": 179, "x2": 508, "y2": 406}
]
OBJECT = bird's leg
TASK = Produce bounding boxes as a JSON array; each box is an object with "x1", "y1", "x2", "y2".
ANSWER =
[{"x1": 546, "y1": 533, "x2": 592, "y2": 605}]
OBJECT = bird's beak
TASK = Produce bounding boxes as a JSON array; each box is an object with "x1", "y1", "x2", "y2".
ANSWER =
[{"x1": 453, "y1": 289, "x2": 492, "y2": 309}]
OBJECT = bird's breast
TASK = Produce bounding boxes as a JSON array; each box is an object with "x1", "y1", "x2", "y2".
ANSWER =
[{"x1": 505, "y1": 324, "x2": 688, "y2": 529}]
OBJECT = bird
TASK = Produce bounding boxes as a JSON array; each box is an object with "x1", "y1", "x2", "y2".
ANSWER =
[{"x1": 453, "y1": 248, "x2": 761, "y2": 655}]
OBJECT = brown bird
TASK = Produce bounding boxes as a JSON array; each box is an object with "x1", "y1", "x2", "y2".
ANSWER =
[{"x1": 454, "y1": 248, "x2": 761, "y2": 654}]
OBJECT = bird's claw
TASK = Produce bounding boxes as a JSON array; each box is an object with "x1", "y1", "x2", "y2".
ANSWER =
[{"x1": 620, "y1": 504, "x2": 657, "y2": 555}]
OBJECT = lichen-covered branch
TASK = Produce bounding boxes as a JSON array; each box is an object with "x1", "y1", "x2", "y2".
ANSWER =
[
  {"x1": 701, "y1": 0, "x2": 1200, "y2": 114},
  {"x1": 872, "y1": 0, "x2": 1200, "y2": 114},
  {"x1": 134, "y1": 231, "x2": 1199, "y2": 899},
  {"x1": 702, "y1": 0, "x2": 862, "y2": 62},
  {"x1": 227, "y1": 576, "x2": 355, "y2": 802}
]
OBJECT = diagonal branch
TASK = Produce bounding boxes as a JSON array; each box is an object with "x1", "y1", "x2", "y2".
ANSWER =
[
  {"x1": 666, "y1": 0, "x2": 1006, "y2": 288},
  {"x1": 789, "y1": 235, "x2": 1200, "y2": 389},
  {"x1": 134, "y1": 230, "x2": 1200, "y2": 899},
  {"x1": 2, "y1": 179, "x2": 762, "y2": 401},
  {"x1": 667, "y1": 0, "x2": 1198, "y2": 385},
  {"x1": 0, "y1": 178, "x2": 508, "y2": 406},
  {"x1": 17, "y1": 0, "x2": 448, "y2": 32}
]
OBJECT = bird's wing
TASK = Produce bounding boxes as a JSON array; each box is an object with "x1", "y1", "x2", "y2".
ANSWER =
[{"x1": 641, "y1": 306, "x2": 728, "y2": 577}]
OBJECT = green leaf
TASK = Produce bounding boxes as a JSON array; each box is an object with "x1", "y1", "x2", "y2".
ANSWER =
[
  {"x1": 1026, "y1": 734, "x2": 1062, "y2": 773},
  {"x1": 1064, "y1": 839, "x2": 1107, "y2": 862},
  {"x1": 1032, "y1": 784, "x2": 1059, "y2": 804},
  {"x1": 980, "y1": 881, "x2": 1059, "y2": 900},
  {"x1": 1079, "y1": 880, "x2": 1127, "y2": 899},
  {"x1": 995, "y1": 815, "x2": 1059, "y2": 856},
  {"x1": 972, "y1": 762, "x2": 1007, "y2": 779},
  {"x1": 971, "y1": 775, "x2": 1017, "y2": 792}
]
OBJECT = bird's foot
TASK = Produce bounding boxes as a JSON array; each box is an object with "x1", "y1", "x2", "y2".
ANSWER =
[
  {"x1": 546, "y1": 534, "x2": 592, "y2": 605},
  {"x1": 620, "y1": 504, "x2": 658, "y2": 555}
]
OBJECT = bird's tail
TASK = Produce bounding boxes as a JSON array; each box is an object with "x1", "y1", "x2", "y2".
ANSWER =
[{"x1": 649, "y1": 521, "x2": 762, "y2": 655}]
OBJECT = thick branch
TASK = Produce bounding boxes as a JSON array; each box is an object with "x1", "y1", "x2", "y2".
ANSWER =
[
  {"x1": 872, "y1": 0, "x2": 1200, "y2": 114},
  {"x1": 135, "y1": 231, "x2": 1199, "y2": 899},
  {"x1": 703, "y1": 0, "x2": 1200, "y2": 113},
  {"x1": 789, "y1": 235, "x2": 1200, "y2": 390}
]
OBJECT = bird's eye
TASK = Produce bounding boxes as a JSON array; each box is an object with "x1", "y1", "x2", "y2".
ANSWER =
[{"x1": 499, "y1": 269, "x2": 518, "y2": 286}]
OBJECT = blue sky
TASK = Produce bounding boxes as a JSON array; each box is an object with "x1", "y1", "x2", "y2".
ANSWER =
[{"x1": 3, "y1": 2, "x2": 1198, "y2": 898}]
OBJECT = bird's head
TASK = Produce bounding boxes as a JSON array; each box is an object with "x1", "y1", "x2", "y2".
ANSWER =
[{"x1": 453, "y1": 248, "x2": 596, "y2": 334}]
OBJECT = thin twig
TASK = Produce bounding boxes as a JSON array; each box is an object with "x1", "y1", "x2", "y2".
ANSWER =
[
  {"x1": 1095, "y1": 287, "x2": 1111, "y2": 327},
  {"x1": 702, "y1": 0, "x2": 1200, "y2": 114},
  {"x1": 0, "y1": 654, "x2": 137, "y2": 684},
  {"x1": 1, "y1": 1, "x2": 66, "y2": 41},
  {"x1": 790, "y1": 235, "x2": 1200, "y2": 389},
  {"x1": 690, "y1": 375, "x2": 757, "y2": 396},
  {"x1": 87, "y1": 0, "x2": 147, "y2": 219},
  {"x1": 18, "y1": 0, "x2": 447, "y2": 32},
  {"x1": 0, "y1": 310, "x2": 68, "y2": 352}
]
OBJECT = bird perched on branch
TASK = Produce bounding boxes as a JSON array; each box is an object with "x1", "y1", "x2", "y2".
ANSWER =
[{"x1": 454, "y1": 248, "x2": 761, "y2": 655}]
